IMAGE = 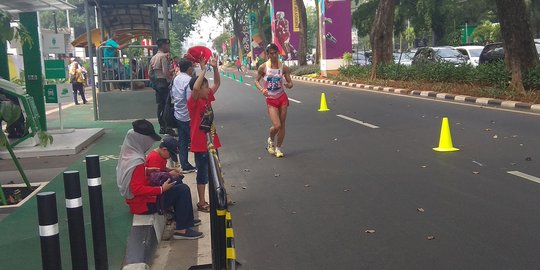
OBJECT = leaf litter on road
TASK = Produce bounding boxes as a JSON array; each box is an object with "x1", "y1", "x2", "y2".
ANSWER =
[
  {"x1": 427, "y1": 235, "x2": 435, "y2": 240},
  {"x1": 365, "y1": 229, "x2": 376, "y2": 234},
  {"x1": 417, "y1": 208, "x2": 425, "y2": 213}
]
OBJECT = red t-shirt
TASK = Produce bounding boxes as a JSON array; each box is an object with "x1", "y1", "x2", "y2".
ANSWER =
[
  {"x1": 188, "y1": 91, "x2": 221, "y2": 152},
  {"x1": 146, "y1": 150, "x2": 166, "y2": 171},
  {"x1": 125, "y1": 164, "x2": 161, "y2": 214}
]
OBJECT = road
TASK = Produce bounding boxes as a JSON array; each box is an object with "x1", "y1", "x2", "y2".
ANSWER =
[{"x1": 212, "y1": 69, "x2": 540, "y2": 269}]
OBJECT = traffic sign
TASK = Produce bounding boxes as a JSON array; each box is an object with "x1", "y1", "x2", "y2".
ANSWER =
[
  {"x1": 44, "y1": 60, "x2": 66, "y2": 79},
  {"x1": 45, "y1": 84, "x2": 72, "y2": 104}
]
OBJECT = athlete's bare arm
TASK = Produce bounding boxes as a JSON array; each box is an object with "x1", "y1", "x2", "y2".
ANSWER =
[
  {"x1": 283, "y1": 65, "x2": 293, "y2": 89},
  {"x1": 255, "y1": 64, "x2": 269, "y2": 96}
]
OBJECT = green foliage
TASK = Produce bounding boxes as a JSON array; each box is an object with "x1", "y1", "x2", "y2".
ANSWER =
[
  {"x1": 352, "y1": 0, "x2": 379, "y2": 38},
  {"x1": 289, "y1": 64, "x2": 320, "y2": 76},
  {"x1": 213, "y1": 32, "x2": 231, "y2": 54},
  {"x1": 0, "y1": 11, "x2": 33, "y2": 46},
  {"x1": 343, "y1": 52, "x2": 353, "y2": 66},
  {"x1": 306, "y1": 6, "x2": 318, "y2": 53},
  {"x1": 37, "y1": 131, "x2": 54, "y2": 147},
  {"x1": 523, "y1": 64, "x2": 540, "y2": 90},
  {"x1": 338, "y1": 61, "x2": 512, "y2": 90},
  {"x1": 471, "y1": 20, "x2": 501, "y2": 44},
  {"x1": 170, "y1": 0, "x2": 201, "y2": 56}
]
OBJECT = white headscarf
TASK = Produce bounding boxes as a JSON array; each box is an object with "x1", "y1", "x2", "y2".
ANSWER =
[{"x1": 116, "y1": 129, "x2": 156, "y2": 199}]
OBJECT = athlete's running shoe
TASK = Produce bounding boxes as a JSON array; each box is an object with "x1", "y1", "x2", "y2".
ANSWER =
[
  {"x1": 267, "y1": 138, "x2": 275, "y2": 155},
  {"x1": 275, "y1": 148, "x2": 284, "y2": 158}
]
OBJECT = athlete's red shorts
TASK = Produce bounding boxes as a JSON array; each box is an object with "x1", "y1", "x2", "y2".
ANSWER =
[{"x1": 266, "y1": 93, "x2": 289, "y2": 108}]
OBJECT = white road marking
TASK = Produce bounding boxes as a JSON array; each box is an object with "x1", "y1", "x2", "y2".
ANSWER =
[
  {"x1": 209, "y1": 78, "x2": 214, "y2": 80},
  {"x1": 288, "y1": 98, "x2": 302, "y2": 104},
  {"x1": 245, "y1": 83, "x2": 251, "y2": 86},
  {"x1": 337, "y1": 114, "x2": 380, "y2": 129},
  {"x1": 507, "y1": 171, "x2": 540, "y2": 184},
  {"x1": 245, "y1": 75, "x2": 253, "y2": 78}
]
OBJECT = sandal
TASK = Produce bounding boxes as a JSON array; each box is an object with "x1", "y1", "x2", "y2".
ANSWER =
[{"x1": 197, "y1": 202, "x2": 210, "y2": 213}]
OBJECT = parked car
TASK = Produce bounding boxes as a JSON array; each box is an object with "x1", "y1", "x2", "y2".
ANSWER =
[
  {"x1": 352, "y1": 50, "x2": 371, "y2": 65},
  {"x1": 393, "y1": 51, "x2": 416, "y2": 66},
  {"x1": 455, "y1": 45, "x2": 484, "y2": 67},
  {"x1": 479, "y1": 41, "x2": 540, "y2": 65},
  {"x1": 412, "y1": 47, "x2": 468, "y2": 66}
]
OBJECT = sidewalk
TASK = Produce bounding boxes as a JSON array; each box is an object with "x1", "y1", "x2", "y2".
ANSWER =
[{"x1": 0, "y1": 99, "x2": 209, "y2": 269}]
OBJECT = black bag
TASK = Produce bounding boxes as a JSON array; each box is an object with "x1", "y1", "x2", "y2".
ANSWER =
[
  {"x1": 162, "y1": 92, "x2": 176, "y2": 128},
  {"x1": 70, "y1": 73, "x2": 77, "y2": 84}
]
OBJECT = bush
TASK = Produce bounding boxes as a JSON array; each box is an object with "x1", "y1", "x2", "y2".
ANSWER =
[
  {"x1": 524, "y1": 65, "x2": 540, "y2": 90},
  {"x1": 290, "y1": 64, "x2": 320, "y2": 76},
  {"x1": 338, "y1": 62, "x2": 512, "y2": 90}
]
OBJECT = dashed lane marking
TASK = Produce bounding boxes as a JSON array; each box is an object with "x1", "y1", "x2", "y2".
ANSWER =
[
  {"x1": 337, "y1": 114, "x2": 380, "y2": 129},
  {"x1": 507, "y1": 171, "x2": 540, "y2": 184},
  {"x1": 288, "y1": 98, "x2": 302, "y2": 104}
]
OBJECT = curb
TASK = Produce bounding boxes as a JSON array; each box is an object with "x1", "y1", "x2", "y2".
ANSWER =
[
  {"x1": 122, "y1": 214, "x2": 165, "y2": 270},
  {"x1": 291, "y1": 75, "x2": 540, "y2": 113}
]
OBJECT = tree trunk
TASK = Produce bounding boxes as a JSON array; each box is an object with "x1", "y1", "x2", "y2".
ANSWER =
[
  {"x1": 369, "y1": 0, "x2": 395, "y2": 80},
  {"x1": 296, "y1": 0, "x2": 308, "y2": 66},
  {"x1": 315, "y1": 0, "x2": 320, "y2": 64},
  {"x1": 496, "y1": 0, "x2": 539, "y2": 94},
  {"x1": 257, "y1": 0, "x2": 270, "y2": 46}
]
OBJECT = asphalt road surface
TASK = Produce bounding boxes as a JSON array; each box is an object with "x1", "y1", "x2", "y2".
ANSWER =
[{"x1": 211, "y1": 70, "x2": 540, "y2": 270}]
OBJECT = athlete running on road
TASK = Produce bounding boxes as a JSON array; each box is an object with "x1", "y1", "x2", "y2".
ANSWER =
[{"x1": 255, "y1": 43, "x2": 294, "y2": 158}]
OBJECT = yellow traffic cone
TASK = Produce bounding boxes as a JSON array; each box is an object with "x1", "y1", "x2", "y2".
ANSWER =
[
  {"x1": 318, "y1": 93, "x2": 330, "y2": 112},
  {"x1": 433, "y1": 117, "x2": 459, "y2": 152}
]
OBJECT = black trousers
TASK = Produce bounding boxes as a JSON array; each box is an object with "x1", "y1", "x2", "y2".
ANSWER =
[
  {"x1": 72, "y1": 83, "x2": 87, "y2": 104},
  {"x1": 153, "y1": 79, "x2": 169, "y2": 127}
]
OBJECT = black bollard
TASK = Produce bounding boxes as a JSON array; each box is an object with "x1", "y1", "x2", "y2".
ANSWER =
[
  {"x1": 85, "y1": 155, "x2": 109, "y2": 270},
  {"x1": 63, "y1": 171, "x2": 89, "y2": 270},
  {"x1": 37, "y1": 192, "x2": 62, "y2": 270}
]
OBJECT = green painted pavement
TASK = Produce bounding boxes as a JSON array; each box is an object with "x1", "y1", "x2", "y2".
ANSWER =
[{"x1": 0, "y1": 103, "x2": 160, "y2": 269}]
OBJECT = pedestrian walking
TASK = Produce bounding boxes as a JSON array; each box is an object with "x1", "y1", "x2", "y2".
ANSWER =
[
  {"x1": 149, "y1": 38, "x2": 176, "y2": 136},
  {"x1": 69, "y1": 62, "x2": 87, "y2": 105},
  {"x1": 235, "y1": 57, "x2": 242, "y2": 73},
  {"x1": 188, "y1": 57, "x2": 221, "y2": 212},
  {"x1": 171, "y1": 58, "x2": 197, "y2": 173},
  {"x1": 255, "y1": 43, "x2": 294, "y2": 158}
]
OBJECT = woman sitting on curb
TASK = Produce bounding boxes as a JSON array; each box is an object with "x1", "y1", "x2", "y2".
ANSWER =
[{"x1": 116, "y1": 119, "x2": 203, "y2": 240}]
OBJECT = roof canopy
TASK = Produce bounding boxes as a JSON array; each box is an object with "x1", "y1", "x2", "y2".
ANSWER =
[
  {"x1": 90, "y1": 0, "x2": 178, "y2": 5},
  {"x1": 0, "y1": 0, "x2": 75, "y2": 14}
]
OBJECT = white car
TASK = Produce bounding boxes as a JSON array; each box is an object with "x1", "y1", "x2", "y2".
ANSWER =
[{"x1": 455, "y1": 45, "x2": 484, "y2": 67}]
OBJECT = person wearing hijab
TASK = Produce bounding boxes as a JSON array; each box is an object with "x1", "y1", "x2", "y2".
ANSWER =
[{"x1": 117, "y1": 119, "x2": 203, "y2": 240}]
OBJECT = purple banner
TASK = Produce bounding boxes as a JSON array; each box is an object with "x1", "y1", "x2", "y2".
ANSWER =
[
  {"x1": 321, "y1": 0, "x2": 352, "y2": 59},
  {"x1": 271, "y1": 0, "x2": 300, "y2": 60}
]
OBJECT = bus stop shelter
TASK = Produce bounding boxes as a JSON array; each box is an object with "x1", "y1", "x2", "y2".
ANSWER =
[{"x1": 83, "y1": 0, "x2": 177, "y2": 120}]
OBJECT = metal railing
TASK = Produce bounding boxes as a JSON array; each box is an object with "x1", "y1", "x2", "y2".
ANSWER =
[{"x1": 97, "y1": 45, "x2": 157, "y2": 91}]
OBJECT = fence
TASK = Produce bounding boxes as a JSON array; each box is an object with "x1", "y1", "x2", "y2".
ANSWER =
[
  {"x1": 96, "y1": 45, "x2": 156, "y2": 92},
  {"x1": 189, "y1": 132, "x2": 238, "y2": 270}
]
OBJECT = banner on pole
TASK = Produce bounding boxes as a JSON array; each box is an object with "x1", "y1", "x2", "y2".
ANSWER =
[
  {"x1": 271, "y1": 0, "x2": 300, "y2": 60},
  {"x1": 249, "y1": 12, "x2": 265, "y2": 60},
  {"x1": 319, "y1": 0, "x2": 352, "y2": 60}
]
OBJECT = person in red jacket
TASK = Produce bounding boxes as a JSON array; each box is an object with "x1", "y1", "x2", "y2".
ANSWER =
[{"x1": 117, "y1": 119, "x2": 203, "y2": 240}]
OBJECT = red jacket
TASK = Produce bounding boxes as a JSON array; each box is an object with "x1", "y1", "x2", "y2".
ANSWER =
[{"x1": 125, "y1": 164, "x2": 162, "y2": 214}]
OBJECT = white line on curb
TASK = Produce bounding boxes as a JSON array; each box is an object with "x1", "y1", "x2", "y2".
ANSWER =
[
  {"x1": 288, "y1": 98, "x2": 302, "y2": 104},
  {"x1": 336, "y1": 114, "x2": 380, "y2": 129},
  {"x1": 507, "y1": 171, "x2": 540, "y2": 184}
]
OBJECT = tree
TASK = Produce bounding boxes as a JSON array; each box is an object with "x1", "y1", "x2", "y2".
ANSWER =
[
  {"x1": 296, "y1": 0, "x2": 308, "y2": 65},
  {"x1": 370, "y1": 0, "x2": 395, "y2": 80},
  {"x1": 306, "y1": 6, "x2": 317, "y2": 55},
  {"x1": 470, "y1": 20, "x2": 501, "y2": 44},
  {"x1": 170, "y1": 0, "x2": 201, "y2": 56},
  {"x1": 212, "y1": 32, "x2": 231, "y2": 53},
  {"x1": 496, "y1": 0, "x2": 539, "y2": 94},
  {"x1": 201, "y1": 0, "x2": 250, "y2": 59},
  {"x1": 0, "y1": 11, "x2": 32, "y2": 46}
]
